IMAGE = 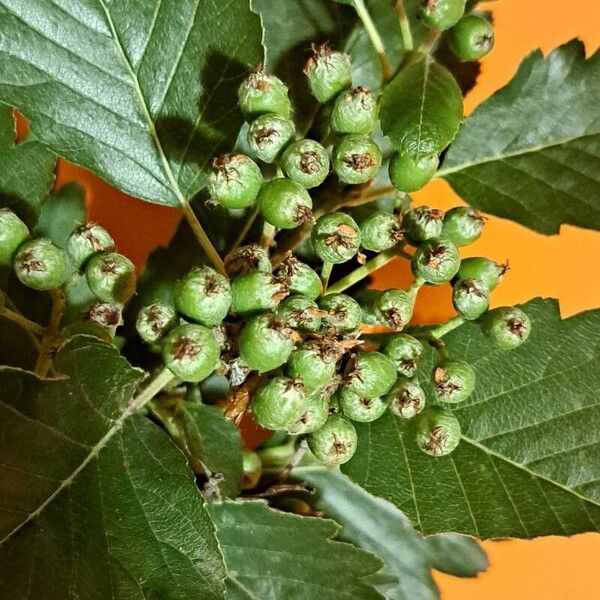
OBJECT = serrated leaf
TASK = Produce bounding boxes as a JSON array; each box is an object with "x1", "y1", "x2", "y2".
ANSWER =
[
  {"x1": 343, "y1": 299, "x2": 600, "y2": 538},
  {"x1": 440, "y1": 41, "x2": 600, "y2": 234},
  {"x1": 0, "y1": 0, "x2": 263, "y2": 207},
  {"x1": 424, "y1": 533, "x2": 488, "y2": 578},
  {"x1": 0, "y1": 336, "x2": 226, "y2": 599},
  {"x1": 208, "y1": 500, "x2": 385, "y2": 599},
  {"x1": 380, "y1": 57, "x2": 463, "y2": 159}
]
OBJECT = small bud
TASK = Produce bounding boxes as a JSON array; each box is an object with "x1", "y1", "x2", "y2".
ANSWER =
[
  {"x1": 311, "y1": 212, "x2": 361, "y2": 264},
  {"x1": 402, "y1": 206, "x2": 444, "y2": 244},
  {"x1": 136, "y1": 302, "x2": 178, "y2": 344},
  {"x1": 66, "y1": 223, "x2": 115, "y2": 269},
  {"x1": 247, "y1": 113, "x2": 295, "y2": 163},
  {"x1": 230, "y1": 270, "x2": 288, "y2": 315},
  {"x1": 208, "y1": 154, "x2": 263, "y2": 209},
  {"x1": 345, "y1": 351, "x2": 398, "y2": 398},
  {"x1": 308, "y1": 415, "x2": 357, "y2": 466},
  {"x1": 433, "y1": 358, "x2": 476, "y2": 404},
  {"x1": 386, "y1": 378, "x2": 426, "y2": 419},
  {"x1": 411, "y1": 238, "x2": 461, "y2": 285},
  {"x1": 14, "y1": 238, "x2": 68, "y2": 291},
  {"x1": 251, "y1": 376, "x2": 309, "y2": 431},
  {"x1": 238, "y1": 70, "x2": 291, "y2": 118},
  {"x1": 452, "y1": 278, "x2": 490, "y2": 320},
  {"x1": 360, "y1": 211, "x2": 403, "y2": 252},
  {"x1": 281, "y1": 139, "x2": 330, "y2": 189},
  {"x1": 304, "y1": 43, "x2": 352, "y2": 103},
  {"x1": 331, "y1": 86, "x2": 378, "y2": 135},
  {"x1": 481, "y1": 306, "x2": 532, "y2": 350},
  {"x1": 338, "y1": 388, "x2": 388, "y2": 423},
  {"x1": 257, "y1": 178, "x2": 313, "y2": 229},
  {"x1": 332, "y1": 135, "x2": 382, "y2": 184},
  {"x1": 319, "y1": 293, "x2": 363, "y2": 332},
  {"x1": 0, "y1": 208, "x2": 29, "y2": 265},
  {"x1": 415, "y1": 407, "x2": 461, "y2": 457},
  {"x1": 389, "y1": 152, "x2": 439, "y2": 192},
  {"x1": 382, "y1": 334, "x2": 424, "y2": 378},
  {"x1": 442, "y1": 207, "x2": 485, "y2": 247}
]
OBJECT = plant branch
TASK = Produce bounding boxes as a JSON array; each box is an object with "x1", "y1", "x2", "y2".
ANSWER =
[
  {"x1": 429, "y1": 315, "x2": 465, "y2": 338},
  {"x1": 35, "y1": 289, "x2": 66, "y2": 378},
  {"x1": 228, "y1": 207, "x2": 259, "y2": 254},
  {"x1": 134, "y1": 368, "x2": 177, "y2": 411},
  {"x1": 353, "y1": 0, "x2": 392, "y2": 80},
  {"x1": 181, "y1": 203, "x2": 226, "y2": 275},
  {"x1": 395, "y1": 0, "x2": 414, "y2": 52},
  {"x1": 1, "y1": 307, "x2": 46, "y2": 336},
  {"x1": 321, "y1": 261, "x2": 333, "y2": 293}
]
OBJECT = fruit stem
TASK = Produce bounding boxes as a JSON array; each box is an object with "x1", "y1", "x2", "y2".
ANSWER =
[
  {"x1": 429, "y1": 315, "x2": 465, "y2": 338},
  {"x1": 352, "y1": 0, "x2": 393, "y2": 80},
  {"x1": 35, "y1": 289, "x2": 66, "y2": 378},
  {"x1": 228, "y1": 207, "x2": 259, "y2": 255},
  {"x1": 396, "y1": 0, "x2": 414, "y2": 51},
  {"x1": 181, "y1": 202, "x2": 226, "y2": 275},
  {"x1": 132, "y1": 368, "x2": 177, "y2": 413},
  {"x1": 321, "y1": 261, "x2": 333, "y2": 292},
  {"x1": 1, "y1": 307, "x2": 46, "y2": 336},
  {"x1": 260, "y1": 222, "x2": 277, "y2": 249}
]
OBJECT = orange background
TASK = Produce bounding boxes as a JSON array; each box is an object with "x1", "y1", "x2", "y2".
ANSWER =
[{"x1": 53, "y1": 0, "x2": 600, "y2": 597}]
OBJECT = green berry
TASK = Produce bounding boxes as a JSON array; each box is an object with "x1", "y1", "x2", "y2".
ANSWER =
[
  {"x1": 442, "y1": 207, "x2": 485, "y2": 247},
  {"x1": 456, "y1": 257, "x2": 507, "y2": 291},
  {"x1": 402, "y1": 206, "x2": 444, "y2": 244},
  {"x1": 308, "y1": 415, "x2": 357, "y2": 466},
  {"x1": 242, "y1": 450, "x2": 262, "y2": 490},
  {"x1": 338, "y1": 388, "x2": 388, "y2": 423},
  {"x1": 208, "y1": 154, "x2": 263, "y2": 209},
  {"x1": 286, "y1": 342, "x2": 339, "y2": 393},
  {"x1": 136, "y1": 302, "x2": 178, "y2": 344},
  {"x1": 287, "y1": 393, "x2": 330, "y2": 434},
  {"x1": 230, "y1": 270, "x2": 288, "y2": 316},
  {"x1": 252, "y1": 377, "x2": 309, "y2": 431},
  {"x1": 345, "y1": 351, "x2": 397, "y2": 398},
  {"x1": 389, "y1": 152, "x2": 439, "y2": 193},
  {"x1": 224, "y1": 244, "x2": 271, "y2": 278},
  {"x1": 382, "y1": 334, "x2": 424, "y2": 378},
  {"x1": 415, "y1": 407, "x2": 461, "y2": 457},
  {"x1": 452, "y1": 278, "x2": 489, "y2": 320},
  {"x1": 278, "y1": 295, "x2": 322, "y2": 332},
  {"x1": 411, "y1": 238, "x2": 460, "y2": 285},
  {"x1": 312, "y1": 212, "x2": 361, "y2": 264},
  {"x1": 85, "y1": 251, "x2": 136, "y2": 303},
  {"x1": 481, "y1": 306, "x2": 532, "y2": 350},
  {"x1": 275, "y1": 255, "x2": 322, "y2": 300},
  {"x1": 162, "y1": 323, "x2": 220, "y2": 382},
  {"x1": 331, "y1": 86, "x2": 378, "y2": 135},
  {"x1": 360, "y1": 211, "x2": 403, "y2": 252},
  {"x1": 333, "y1": 135, "x2": 382, "y2": 184},
  {"x1": 84, "y1": 301, "x2": 123, "y2": 336},
  {"x1": 257, "y1": 178, "x2": 313, "y2": 229},
  {"x1": 304, "y1": 43, "x2": 352, "y2": 103},
  {"x1": 247, "y1": 113, "x2": 295, "y2": 163},
  {"x1": 66, "y1": 223, "x2": 115, "y2": 269},
  {"x1": 239, "y1": 313, "x2": 295, "y2": 372},
  {"x1": 281, "y1": 139, "x2": 330, "y2": 189},
  {"x1": 386, "y1": 378, "x2": 426, "y2": 419},
  {"x1": 419, "y1": 0, "x2": 465, "y2": 31},
  {"x1": 356, "y1": 289, "x2": 382, "y2": 326},
  {"x1": 319, "y1": 293, "x2": 363, "y2": 332},
  {"x1": 433, "y1": 358, "x2": 475, "y2": 404},
  {"x1": 0, "y1": 208, "x2": 29, "y2": 265},
  {"x1": 374, "y1": 288, "x2": 415, "y2": 331},
  {"x1": 238, "y1": 70, "x2": 291, "y2": 118},
  {"x1": 449, "y1": 14, "x2": 495, "y2": 61},
  {"x1": 14, "y1": 238, "x2": 68, "y2": 291}
]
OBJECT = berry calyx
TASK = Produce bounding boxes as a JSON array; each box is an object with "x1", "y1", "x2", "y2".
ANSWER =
[
  {"x1": 308, "y1": 415, "x2": 357, "y2": 466},
  {"x1": 136, "y1": 302, "x2": 179, "y2": 344},
  {"x1": 345, "y1": 351, "x2": 398, "y2": 398},
  {"x1": 411, "y1": 238, "x2": 461, "y2": 285},
  {"x1": 374, "y1": 288, "x2": 415, "y2": 331},
  {"x1": 387, "y1": 378, "x2": 426, "y2": 419},
  {"x1": 238, "y1": 70, "x2": 291, "y2": 118},
  {"x1": 402, "y1": 206, "x2": 444, "y2": 244},
  {"x1": 304, "y1": 43, "x2": 352, "y2": 103},
  {"x1": 286, "y1": 341, "x2": 339, "y2": 392},
  {"x1": 415, "y1": 407, "x2": 461, "y2": 457},
  {"x1": 333, "y1": 135, "x2": 382, "y2": 184},
  {"x1": 224, "y1": 244, "x2": 271, "y2": 277},
  {"x1": 389, "y1": 152, "x2": 439, "y2": 192},
  {"x1": 311, "y1": 212, "x2": 361, "y2": 264},
  {"x1": 331, "y1": 86, "x2": 378, "y2": 135},
  {"x1": 275, "y1": 255, "x2": 322, "y2": 300},
  {"x1": 208, "y1": 154, "x2": 263, "y2": 209},
  {"x1": 14, "y1": 238, "x2": 68, "y2": 291},
  {"x1": 382, "y1": 333, "x2": 424, "y2": 378},
  {"x1": 481, "y1": 306, "x2": 532, "y2": 350},
  {"x1": 247, "y1": 113, "x2": 295, "y2": 163},
  {"x1": 251, "y1": 376, "x2": 309, "y2": 431},
  {"x1": 278, "y1": 295, "x2": 322, "y2": 332},
  {"x1": 442, "y1": 206, "x2": 485, "y2": 247},
  {"x1": 433, "y1": 358, "x2": 476, "y2": 403},
  {"x1": 360, "y1": 211, "x2": 403, "y2": 252},
  {"x1": 230, "y1": 271, "x2": 288, "y2": 315},
  {"x1": 452, "y1": 278, "x2": 490, "y2": 320},
  {"x1": 449, "y1": 14, "x2": 495, "y2": 61},
  {"x1": 0, "y1": 208, "x2": 29, "y2": 265},
  {"x1": 66, "y1": 223, "x2": 115, "y2": 269},
  {"x1": 257, "y1": 178, "x2": 313, "y2": 229},
  {"x1": 419, "y1": 0, "x2": 466, "y2": 31},
  {"x1": 84, "y1": 301, "x2": 123, "y2": 336},
  {"x1": 287, "y1": 393, "x2": 330, "y2": 434},
  {"x1": 338, "y1": 388, "x2": 388, "y2": 423},
  {"x1": 162, "y1": 323, "x2": 220, "y2": 382},
  {"x1": 281, "y1": 139, "x2": 330, "y2": 189},
  {"x1": 319, "y1": 293, "x2": 363, "y2": 332},
  {"x1": 456, "y1": 256, "x2": 507, "y2": 290},
  {"x1": 85, "y1": 251, "x2": 136, "y2": 303}
]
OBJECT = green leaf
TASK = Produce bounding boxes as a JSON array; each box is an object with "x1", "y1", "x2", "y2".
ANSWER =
[
  {"x1": 0, "y1": 317, "x2": 38, "y2": 369},
  {"x1": 0, "y1": 336, "x2": 226, "y2": 599},
  {"x1": 343, "y1": 299, "x2": 600, "y2": 538},
  {"x1": 209, "y1": 500, "x2": 385, "y2": 599},
  {"x1": 440, "y1": 41, "x2": 600, "y2": 234},
  {"x1": 0, "y1": 0, "x2": 263, "y2": 206},
  {"x1": 380, "y1": 57, "x2": 463, "y2": 159},
  {"x1": 424, "y1": 533, "x2": 488, "y2": 578}
]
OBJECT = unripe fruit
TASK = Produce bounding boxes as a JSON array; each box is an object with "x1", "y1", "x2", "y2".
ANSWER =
[
  {"x1": 374, "y1": 288, "x2": 415, "y2": 331},
  {"x1": 356, "y1": 289, "x2": 382, "y2": 326},
  {"x1": 238, "y1": 313, "x2": 295, "y2": 372},
  {"x1": 14, "y1": 238, "x2": 68, "y2": 291},
  {"x1": 257, "y1": 178, "x2": 313, "y2": 229},
  {"x1": 481, "y1": 306, "x2": 532, "y2": 350},
  {"x1": 208, "y1": 154, "x2": 263, "y2": 209},
  {"x1": 402, "y1": 206, "x2": 444, "y2": 244},
  {"x1": 418, "y1": 0, "x2": 466, "y2": 31},
  {"x1": 442, "y1": 206, "x2": 485, "y2": 247},
  {"x1": 389, "y1": 152, "x2": 439, "y2": 192},
  {"x1": 433, "y1": 358, "x2": 476, "y2": 404},
  {"x1": 162, "y1": 323, "x2": 220, "y2": 382},
  {"x1": 308, "y1": 415, "x2": 357, "y2": 466},
  {"x1": 456, "y1": 257, "x2": 507, "y2": 291},
  {"x1": 85, "y1": 252, "x2": 136, "y2": 303},
  {"x1": 449, "y1": 14, "x2": 495, "y2": 61},
  {"x1": 230, "y1": 271, "x2": 288, "y2": 315},
  {"x1": 281, "y1": 139, "x2": 330, "y2": 189},
  {"x1": 382, "y1": 334, "x2": 424, "y2": 378},
  {"x1": 275, "y1": 255, "x2": 322, "y2": 300},
  {"x1": 319, "y1": 293, "x2": 363, "y2": 332},
  {"x1": 331, "y1": 86, "x2": 378, "y2": 135},
  {"x1": 304, "y1": 43, "x2": 352, "y2": 103},
  {"x1": 278, "y1": 295, "x2": 322, "y2": 332},
  {"x1": 251, "y1": 377, "x2": 309, "y2": 431},
  {"x1": 338, "y1": 388, "x2": 388, "y2": 423},
  {"x1": 66, "y1": 223, "x2": 115, "y2": 269},
  {"x1": 247, "y1": 114, "x2": 295, "y2": 163},
  {"x1": 411, "y1": 238, "x2": 460, "y2": 285},
  {"x1": 415, "y1": 407, "x2": 461, "y2": 456},
  {"x1": 345, "y1": 351, "x2": 398, "y2": 398},
  {"x1": 312, "y1": 212, "x2": 361, "y2": 264},
  {"x1": 84, "y1": 301, "x2": 123, "y2": 336},
  {"x1": 136, "y1": 302, "x2": 178, "y2": 344},
  {"x1": 386, "y1": 378, "x2": 426, "y2": 419},
  {"x1": 238, "y1": 71, "x2": 291, "y2": 118},
  {"x1": 242, "y1": 450, "x2": 262, "y2": 490},
  {"x1": 286, "y1": 342, "x2": 339, "y2": 392},
  {"x1": 224, "y1": 244, "x2": 271, "y2": 277},
  {"x1": 333, "y1": 135, "x2": 382, "y2": 184},
  {"x1": 360, "y1": 211, "x2": 403, "y2": 252},
  {"x1": 287, "y1": 393, "x2": 329, "y2": 434},
  {"x1": 0, "y1": 208, "x2": 29, "y2": 265},
  {"x1": 452, "y1": 278, "x2": 489, "y2": 320}
]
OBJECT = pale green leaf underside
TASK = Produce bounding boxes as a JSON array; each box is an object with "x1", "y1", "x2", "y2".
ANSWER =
[
  {"x1": 0, "y1": 337, "x2": 226, "y2": 599},
  {"x1": 0, "y1": 0, "x2": 263, "y2": 206},
  {"x1": 441, "y1": 41, "x2": 600, "y2": 234},
  {"x1": 208, "y1": 500, "x2": 385, "y2": 600},
  {"x1": 343, "y1": 299, "x2": 600, "y2": 538}
]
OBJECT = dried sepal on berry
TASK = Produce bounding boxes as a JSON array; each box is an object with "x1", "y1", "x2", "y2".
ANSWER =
[
  {"x1": 304, "y1": 43, "x2": 352, "y2": 103},
  {"x1": 208, "y1": 154, "x2": 263, "y2": 209},
  {"x1": 311, "y1": 212, "x2": 361, "y2": 264},
  {"x1": 14, "y1": 238, "x2": 69, "y2": 291},
  {"x1": 415, "y1": 406, "x2": 461, "y2": 457}
]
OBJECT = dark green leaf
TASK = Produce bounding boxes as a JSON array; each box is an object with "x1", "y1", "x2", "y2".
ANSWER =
[
  {"x1": 0, "y1": 0, "x2": 263, "y2": 206},
  {"x1": 0, "y1": 316, "x2": 38, "y2": 369},
  {"x1": 0, "y1": 337, "x2": 226, "y2": 599},
  {"x1": 440, "y1": 41, "x2": 600, "y2": 233},
  {"x1": 425, "y1": 533, "x2": 488, "y2": 577},
  {"x1": 209, "y1": 500, "x2": 385, "y2": 599},
  {"x1": 343, "y1": 299, "x2": 600, "y2": 538}
]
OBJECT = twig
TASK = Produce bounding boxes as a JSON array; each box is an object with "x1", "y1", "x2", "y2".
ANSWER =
[
  {"x1": 353, "y1": 0, "x2": 393, "y2": 80},
  {"x1": 229, "y1": 207, "x2": 259, "y2": 254},
  {"x1": 181, "y1": 202, "x2": 226, "y2": 275},
  {"x1": 396, "y1": 0, "x2": 414, "y2": 52},
  {"x1": 35, "y1": 289, "x2": 66, "y2": 378},
  {"x1": 1, "y1": 307, "x2": 46, "y2": 336}
]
